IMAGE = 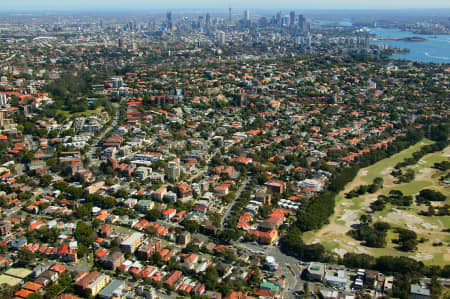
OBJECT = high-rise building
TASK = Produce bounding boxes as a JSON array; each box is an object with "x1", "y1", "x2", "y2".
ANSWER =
[
  {"x1": 206, "y1": 13, "x2": 211, "y2": 28},
  {"x1": 290, "y1": 11, "x2": 296, "y2": 27},
  {"x1": 166, "y1": 161, "x2": 181, "y2": 182},
  {"x1": 217, "y1": 31, "x2": 226, "y2": 44},
  {"x1": 244, "y1": 9, "x2": 250, "y2": 21},
  {"x1": 118, "y1": 39, "x2": 125, "y2": 49},
  {"x1": 276, "y1": 11, "x2": 282, "y2": 25},
  {"x1": 229, "y1": 7, "x2": 232, "y2": 22},
  {"x1": 167, "y1": 11, "x2": 173, "y2": 30},
  {"x1": 298, "y1": 14, "x2": 308, "y2": 32}
]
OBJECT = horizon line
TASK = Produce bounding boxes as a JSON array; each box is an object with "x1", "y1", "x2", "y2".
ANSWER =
[{"x1": 2, "y1": 7, "x2": 450, "y2": 12}]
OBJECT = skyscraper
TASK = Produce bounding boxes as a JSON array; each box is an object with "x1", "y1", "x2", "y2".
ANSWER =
[
  {"x1": 298, "y1": 14, "x2": 307, "y2": 32},
  {"x1": 118, "y1": 38, "x2": 124, "y2": 49},
  {"x1": 290, "y1": 11, "x2": 296, "y2": 27},
  {"x1": 206, "y1": 13, "x2": 211, "y2": 28},
  {"x1": 166, "y1": 11, "x2": 173, "y2": 30},
  {"x1": 276, "y1": 11, "x2": 282, "y2": 25},
  {"x1": 217, "y1": 31, "x2": 226, "y2": 44},
  {"x1": 229, "y1": 7, "x2": 232, "y2": 22},
  {"x1": 244, "y1": 9, "x2": 250, "y2": 22}
]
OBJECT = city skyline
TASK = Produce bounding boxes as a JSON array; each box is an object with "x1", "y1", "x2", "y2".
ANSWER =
[{"x1": 2, "y1": 0, "x2": 450, "y2": 10}]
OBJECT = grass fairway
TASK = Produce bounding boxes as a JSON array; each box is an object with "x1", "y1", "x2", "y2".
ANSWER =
[
  {"x1": 358, "y1": 139, "x2": 434, "y2": 184},
  {"x1": 57, "y1": 106, "x2": 105, "y2": 120},
  {"x1": 305, "y1": 139, "x2": 450, "y2": 265}
]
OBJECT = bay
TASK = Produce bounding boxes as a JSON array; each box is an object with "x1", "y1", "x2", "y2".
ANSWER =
[{"x1": 369, "y1": 27, "x2": 450, "y2": 64}]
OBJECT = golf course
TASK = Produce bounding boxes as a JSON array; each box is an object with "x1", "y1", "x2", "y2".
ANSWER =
[{"x1": 304, "y1": 139, "x2": 450, "y2": 265}]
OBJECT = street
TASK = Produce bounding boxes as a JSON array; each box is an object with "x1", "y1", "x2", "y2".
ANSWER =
[
  {"x1": 220, "y1": 177, "x2": 250, "y2": 228},
  {"x1": 87, "y1": 102, "x2": 120, "y2": 166},
  {"x1": 232, "y1": 241, "x2": 305, "y2": 299}
]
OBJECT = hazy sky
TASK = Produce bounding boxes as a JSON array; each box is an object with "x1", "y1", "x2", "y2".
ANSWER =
[{"x1": 2, "y1": 0, "x2": 450, "y2": 10}]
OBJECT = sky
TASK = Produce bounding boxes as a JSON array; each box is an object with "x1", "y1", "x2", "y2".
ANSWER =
[{"x1": 2, "y1": 0, "x2": 450, "y2": 10}]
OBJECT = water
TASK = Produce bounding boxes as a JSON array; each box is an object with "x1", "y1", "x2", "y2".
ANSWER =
[{"x1": 369, "y1": 28, "x2": 450, "y2": 64}]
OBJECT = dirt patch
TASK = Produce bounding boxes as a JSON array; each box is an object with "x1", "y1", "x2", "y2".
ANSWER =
[
  {"x1": 421, "y1": 222, "x2": 440, "y2": 230},
  {"x1": 333, "y1": 248, "x2": 347, "y2": 257},
  {"x1": 416, "y1": 168, "x2": 433, "y2": 181},
  {"x1": 339, "y1": 209, "x2": 360, "y2": 227},
  {"x1": 381, "y1": 209, "x2": 423, "y2": 226},
  {"x1": 381, "y1": 167, "x2": 393, "y2": 176},
  {"x1": 413, "y1": 252, "x2": 434, "y2": 261},
  {"x1": 355, "y1": 246, "x2": 370, "y2": 254}
]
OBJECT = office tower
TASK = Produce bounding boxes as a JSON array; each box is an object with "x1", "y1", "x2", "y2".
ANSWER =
[
  {"x1": 290, "y1": 11, "x2": 296, "y2": 26},
  {"x1": 167, "y1": 11, "x2": 173, "y2": 30},
  {"x1": 244, "y1": 9, "x2": 250, "y2": 21},
  {"x1": 229, "y1": 7, "x2": 232, "y2": 22},
  {"x1": 298, "y1": 14, "x2": 307, "y2": 32},
  {"x1": 217, "y1": 31, "x2": 226, "y2": 44},
  {"x1": 128, "y1": 21, "x2": 136, "y2": 32},
  {"x1": 306, "y1": 33, "x2": 312, "y2": 46},
  {"x1": 276, "y1": 11, "x2": 282, "y2": 25},
  {"x1": 206, "y1": 13, "x2": 211, "y2": 28},
  {"x1": 118, "y1": 39, "x2": 125, "y2": 49}
]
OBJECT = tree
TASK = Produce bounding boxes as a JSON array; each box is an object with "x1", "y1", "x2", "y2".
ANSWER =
[
  {"x1": 208, "y1": 212, "x2": 222, "y2": 229},
  {"x1": 303, "y1": 282, "x2": 309, "y2": 296},
  {"x1": 297, "y1": 191, "x2": 336, "y2": 231},
  {"x1": 395, "y1": 228, "x2": 418, "y2": 252},
  {"x1": 360, "y1": 214, "x2": 372, "y2": 225},
  {"x1": 146, "y1": 209, "x2": 162, "y2": 221},
  {"x1": 44, "y1": 283, "x2": 64, "y2": 299},
  {"x1": 218, "y1": 229, "x2": 241, "y2": 243},
  {"x1": 0, "y1": 283, "x2": 19, "y2": 299},
  {"x1": 204, "y1": 266, "x2": 219, "y2": 290},
  {"x1": 39, "y1": 175, "x2": 53, "y2": 187},
  {"x1": 75, "y1": 222, "x2": 94, "y2": 248},
  {"x1": 77, "y1": 244, "x2": 89, "y2": 257},
  {"x1": 76, "y1": 203, "x2": 92, "y2": 219},
  {"x1": 343, "y1": 253, "x2": 375, "y2": 269},
  {"x1": 430, "y1": 275, "x2": 442, "y2": 299},
  {"x1": 17, "y1": 249, "x2": 36, "y2": 264},
  {"x1": 182, "y1": 219, "x2": 200, "y2": 233},
  {"x1": 416, "y1": 189, "x2": 446, "y2": 205}
]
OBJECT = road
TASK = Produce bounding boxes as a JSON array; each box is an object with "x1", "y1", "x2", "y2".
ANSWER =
[
  {"x1": 187, "y1": 146, "x2": 222, "y2": 183},
  {"x1": 87, "y1": 102, "x2": 120, "y2": 166},
  {"x1": 233, "y1": 241, "x2": 305, "y2": 299},
  {"x1": 220, "y1": 177, "x2": 250, "y2": 228}
]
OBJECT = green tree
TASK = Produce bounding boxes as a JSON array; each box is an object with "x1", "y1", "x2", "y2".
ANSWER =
[
  {"x1": 182, "y1": 220, "x2": 200, "y2": 233},
  {"x1": 146, "y1": 209, "x2": 162, "y2": 221},
  {"x1": 75, "y1": 222, "x2": 94, "y2": 247},
  {"x1": 39, "y1": 175, "x2": 53, "y2": 187}
]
